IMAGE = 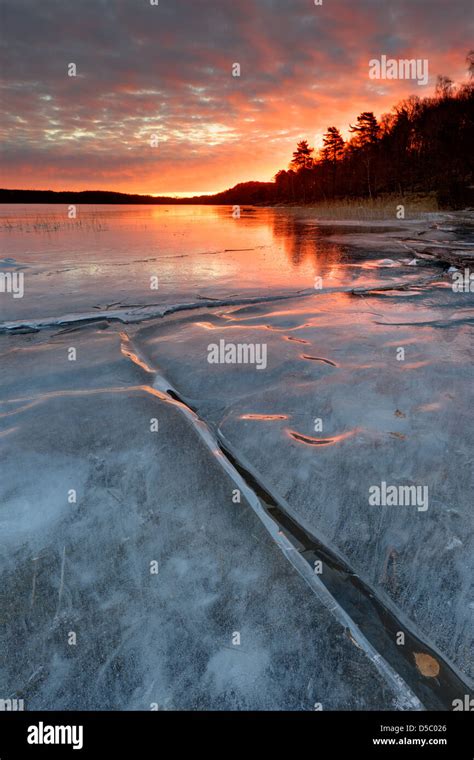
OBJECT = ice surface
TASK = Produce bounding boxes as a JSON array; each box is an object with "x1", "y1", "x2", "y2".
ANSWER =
[
  {"x1": 0, "y1": 328, "x2": 409, "y2": 710},
  {"x1": 1, "y1": 206, "x2": 472, "y2": 709},
  {"x1": 134, "y1": 285, "x2": 474, "y2": 683}
]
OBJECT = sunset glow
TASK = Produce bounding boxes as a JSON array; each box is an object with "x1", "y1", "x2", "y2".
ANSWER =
[{"x1": 1, "y1": 0, "x2": 472, "y2": 195}]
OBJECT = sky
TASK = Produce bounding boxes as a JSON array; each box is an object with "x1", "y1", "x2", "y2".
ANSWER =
[{"x1": 1, "y1": 0, "x2": 472, "y2": 195}]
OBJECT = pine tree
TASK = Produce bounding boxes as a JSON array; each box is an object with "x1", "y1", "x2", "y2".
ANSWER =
[
  {"x1": 321, "y1": 127, "x2": 345, "y2": 163},
  {"x1": 349, "y1": 112, "x2": 380, "y2": 147},
  {"x1": 290, "y1": 140, "x2": 314, "y2": 170},
  {"x1": 321, "y1": 127, "x2": 345, "y2": 196}
]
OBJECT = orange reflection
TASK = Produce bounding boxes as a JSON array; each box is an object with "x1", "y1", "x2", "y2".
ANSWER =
[
  {"x1": 240, "y1": 413, "x2": 289, "y2": 421},
  {"x1": 286, "y1": 428, "x2": 360, "y2": 446}
]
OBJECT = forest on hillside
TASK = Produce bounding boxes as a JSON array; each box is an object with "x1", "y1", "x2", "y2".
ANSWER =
[
  {"x1": 273, "y1": 59, "x2": 474, "y2": 208},
  {"x1": 2, "y1": 55, "x2": 473, "y2": 208}
]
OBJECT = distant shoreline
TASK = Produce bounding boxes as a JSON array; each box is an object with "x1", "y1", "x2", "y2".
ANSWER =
[
  {"x1": 0, "y1": 185, "x2": 274, "y2": 206},
  {"x1": 3, "y1": 188, "x2": 471, "y2": 210},
  {"x1": 0, "y1": 189, "x2": 221, "y2": 205},
  {"x1": 0, "y1": 188, "x2": 455, "y2": 213}
]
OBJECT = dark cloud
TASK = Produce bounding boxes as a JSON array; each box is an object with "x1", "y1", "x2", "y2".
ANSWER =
[{"x1": 1, "y1": 0, "x2": 472, "y2": 192}]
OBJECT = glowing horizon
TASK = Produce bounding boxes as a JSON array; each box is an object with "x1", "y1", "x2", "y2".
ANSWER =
[{"x1": 1, "y1": 0, "x2": 472, "y2": 195}]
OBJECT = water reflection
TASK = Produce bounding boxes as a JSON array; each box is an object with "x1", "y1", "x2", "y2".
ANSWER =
[
  {"x1": 270, "y1": 211, "x2": 343, "y2": 272},
  {"x1": 0, "y1": 204, "x2": 412, "y2": 322}
]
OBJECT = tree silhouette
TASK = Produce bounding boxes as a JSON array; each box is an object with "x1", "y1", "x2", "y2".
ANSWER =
[
  {"x1": 348, "y1": 113, "x2": 380, "y2": 197},
  {"x1": 467, "y1": 50, "x2": 474, "y2": 79},
  {"x1": 349, "y1": 112, "x2": 380, "y2": 146},
  {"x1": 321, "y1": 127, "x2": 345, "y2": 163},
  {"x1": 290, "y1": 140, "x2": 314, "y2": 170},
  {"x1": 435, "y1": 75, "x2": 455, "y2": 99},
  {"x1": 321, "y1": 127, "x2": 345, "y2": 195}
]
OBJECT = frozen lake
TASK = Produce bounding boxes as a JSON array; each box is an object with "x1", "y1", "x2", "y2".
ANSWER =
[{"x1": 0, "y1": 204, "x2": 473, "y2": 710}]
